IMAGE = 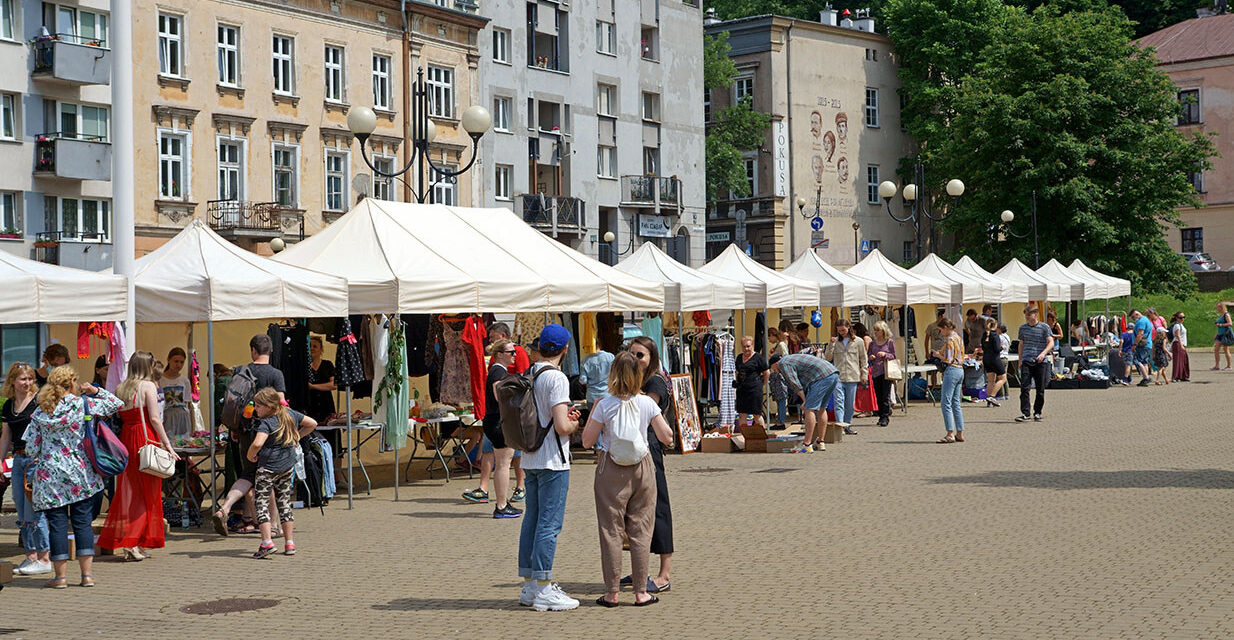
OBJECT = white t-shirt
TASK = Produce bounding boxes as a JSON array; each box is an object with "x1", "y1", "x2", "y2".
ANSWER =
[
  {"x1": 159, "y1": 374, "x2": 190, "y2": 408},
  {"x1": 521, "y1": 362, "x2": 572, "y2": 471},
  {"x1": 1172, "y1": 323, "x2": 1188, "y2": 348},
  {"x1": 591, "y1": 393, "x2": 661, "y2": 452}
]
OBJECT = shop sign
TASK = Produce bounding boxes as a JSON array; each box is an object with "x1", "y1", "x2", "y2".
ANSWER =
[
  {"x1": 638, "y1": 214, "x2": 673, "y2": 238},
  {"x1": 706, "y1": 231, "x2": 730, "y2": 243}
]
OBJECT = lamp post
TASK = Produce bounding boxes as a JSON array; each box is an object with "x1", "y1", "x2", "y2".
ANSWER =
[
  {"x1": 877, "y1": 157, "x2": 964, "y2": 264},
  {"x1": 999, "y1": 189, "x2": 1040, "y2": 268},
  {"x1": 602, "y1": 228, "x2": 636, "y2": 265},
  {"x1": 852, "y1": 221, "x2": 861, "y2": 264},
  {"x1": 347, "y1": 67, "x2": 491, "y2": 204}
]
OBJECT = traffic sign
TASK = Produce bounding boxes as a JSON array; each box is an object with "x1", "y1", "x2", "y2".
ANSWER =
[
  {"x1": 810, "y1": 229, "x2": 827, "y2": 248},
  {"x1": 860, "y1": 239, "x2": 871, "y2": 253},
  {"x1": 810, "y1": 216, "x2": 823, "y2": 231}
]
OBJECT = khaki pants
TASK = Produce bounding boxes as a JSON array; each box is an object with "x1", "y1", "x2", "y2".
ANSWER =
[{"x1": 593, "y1": 450, "x2": 657, "y2": 594}]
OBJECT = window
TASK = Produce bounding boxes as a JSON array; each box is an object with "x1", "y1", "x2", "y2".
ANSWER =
[
  {"x1": 1177, "y1": 89, "x2": 1200, "y2": 125},
  {"x1": 217, "y1": 138, "x2": 244, "y2": 201},
  {"x1": 272, "y1": 35, "x2": 295, "y2": 95},
  {"x1": 735, "y1": 154, "x2": 756, "y2": 198},
  {"x1": 325, "y1": 151, "x2": 348, "y2": 211},
  {"x1": 431, "y1": 165, "x2": 456, "y2": 205},
  {"x1": 217, "y1": 24, "x2": 239, "y2": 86},
  {"x1": 493, "y1": 96, "x2": 511, "y2": 132},
  {"x1": 273, "y1": 144, "x2": 298, "y2": 206},
  {"x1": 0, "y1": 93, "x2": 14, "y2": 140},
  {"x1": 44, "y1": 4, "x2": 108, "y2": 45},
  {"x1": 324, "y1": 45, "x2": 345, "y2": 103},
  {"x1": 903, "y1": 240, "x2": 914, "y2": 263},
  {"x1": 866, "y1": 165, "x2": 880, "y2": 204},
  {"x1": 426, "y1": 65, "x2": 454, "y2": 118},
  {"x1": 597, "y1": 145, "x2": 616, "y2": 178},
  {"x1": 373, "y1": 156, "x2": 395, "y2": 201},
  {"x1": 1187, "y1": 170, "x2": 1204, "y2": 193},
  {"x1": 159, "y1": 133, "x2": 188, "y2": 199},
  {"x1": 703, "y1": 88, "x2": 711, "y2": 123},
  {"x1": 0, "y1": 191, "x2": 17, "y2": 233},
  {"x1": 1, "y1": 0, "x2": 13, "y2": 40},
  {"x1": 1181, "y1": 227, "x2": 1203, "y2": 253},
  {"x1": 372, "y1": 54, "x2": 391, "y2": 110},
  {"x1": 734, "y1": 75, "x2": 754, "y2": 103},
  {"x1": 865, "y1": 88, "x2": 879, "y2": 127},
  {"x1": 642, "y1": 92, "x2": 660, "y2": 122},
  {"x1": 49, "y1": 101, "x2": 109, "y2": 141},
  {"x1": 640, "y1": 26, "x2": 658, "y2": 61},
  {"x1": 596, "y1": 20, "x2": 615, "y2": 55},
  {"x1": 158, "y1": 13, "x2": 183, "y2": 77},
  {"x1": 867, "y1": 239, "x2": 881, "y2": 253},
  {"x1": 597, "y1": 84, "x2": 616, "y2": 117},
  {"x1": 492, "y1": 28, "x2": 510, "y2": 63},
  {"x1": 495, "y1": 164, "x2": 512, "y2": 200},
  {"x1": 865, "y1": 47, "x2": 878, "y2": 61},
  {"x1": 643, "y1": 146, "x2": 660, "y2": 176},
  {"x1": 50, "y1": 197, "x2": 110, "y2": 241}
]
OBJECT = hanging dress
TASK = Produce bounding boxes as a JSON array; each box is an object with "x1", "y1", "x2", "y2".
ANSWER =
[{"x1": 439, "y1": 320, "x2": 472, "y2": 406}]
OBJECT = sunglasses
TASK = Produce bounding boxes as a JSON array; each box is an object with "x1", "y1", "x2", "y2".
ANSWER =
[
  {"x1": 500, "y1": 350, "x2": 517, "y2": 355},
  {"x1": 633, "y1": 352, "x2": 647, "y2": 360}
]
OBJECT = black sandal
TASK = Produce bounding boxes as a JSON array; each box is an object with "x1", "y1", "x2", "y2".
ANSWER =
[
  {"x1": 595, "y1": 596, "x2": 619, "y2": 608},
  {"x1": 634, "y1": 595, "x2": 660, "y2": 607}
]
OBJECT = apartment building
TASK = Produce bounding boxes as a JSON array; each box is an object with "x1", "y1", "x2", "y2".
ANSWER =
[
  {"x1": 131, "y1": 0, "x2": 484, "y2": 255},
  {"x1": 476, "y1": 0, "x2": 706, "y2": 266},
  {"x1": 0, "y1": 0, "x2": 115, "y2": 270},
  {"x1": 705, "y1": 10, "x2": 915, "y2": 268},
  {"x1": 1140, "y1": 11, "x2": 1234, "y2": 269}
]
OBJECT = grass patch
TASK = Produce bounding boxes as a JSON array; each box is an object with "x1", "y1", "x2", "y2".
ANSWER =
[{"x1": 1051, "y1": 288, "x2": 1234, "y2": 346}]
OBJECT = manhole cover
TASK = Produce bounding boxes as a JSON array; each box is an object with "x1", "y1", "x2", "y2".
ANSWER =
[
  {"x1": 180, "y1": 598, "x2": 281, "y2": 615},
  {"x1": 753, "y1": 467, "x2": 798, "y2": 474},
  {"x1": 678, "y1": 467, "x2": 732, "y2": 473}
]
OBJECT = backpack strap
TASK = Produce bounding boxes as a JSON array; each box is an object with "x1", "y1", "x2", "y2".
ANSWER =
[{"x1": 530, "y1": 364, "x2": 567, "y2": 462}]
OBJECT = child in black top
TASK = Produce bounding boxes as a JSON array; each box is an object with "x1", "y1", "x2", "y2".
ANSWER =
[{"x1": 247, "y1": 387, "x2": 316, "y2": 558}]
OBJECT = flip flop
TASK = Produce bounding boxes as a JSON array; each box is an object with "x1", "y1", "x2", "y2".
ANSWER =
[
  {"x1": 595, "y1": 596, "x2": 620, "y2": 608},
  {"x1": 955, "y1": 433, "x2": 965, "y2": 443},
  {"x1": 936, "y1": 436, "x2": 955, "y2": 444},
  {"x1": 634, "y1": 595, "x2": 660, "y2": 607}
]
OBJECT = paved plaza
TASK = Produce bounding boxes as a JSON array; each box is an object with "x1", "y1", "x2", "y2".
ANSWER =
[{"x1": 4, "y1": 365, "x2": 1234, "y2": 639}]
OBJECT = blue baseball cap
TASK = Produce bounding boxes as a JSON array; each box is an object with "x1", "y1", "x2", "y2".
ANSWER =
[{"x1": 536, "y1": 323, "x2": 571, "y2": 352}]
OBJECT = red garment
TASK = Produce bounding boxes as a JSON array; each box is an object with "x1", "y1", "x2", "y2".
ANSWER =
[
  {"x1": 77, "y1": 322, "x2": 112, "y2": 359},
  {"x1": 512, "y1": 345, "x2": 531, "y2": 374},
  {"x1": 854, "y1": 371, "x2": 878, "y2": 413},
  {"x1": 692, "y1": 310, "x2": 711, "y2": 328},
  {"x1": 97, "y1": 400, "x2": 165, "y2": 550},
  {"x1": 461, "y1": 315, "x2": 488, "y2": 417}
]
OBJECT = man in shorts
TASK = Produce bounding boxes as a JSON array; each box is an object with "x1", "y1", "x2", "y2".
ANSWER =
[
  {"x1": 1131, "y1": 309, "x2": 1154, "y2": 386},
  {"x1": 770, "y1": 353, "x2": 839, "y2": 453}
]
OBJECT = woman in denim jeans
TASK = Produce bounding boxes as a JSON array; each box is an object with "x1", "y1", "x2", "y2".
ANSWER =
[
  {"x1": 0, "y1": 362, "x2": 51, "y2": 575},
  {"x1": 932, "y1": 318, "x2": 967, "y2": 443},
  {"x1": 27, "y1": 366, "x2": 122, "y2": 588}
]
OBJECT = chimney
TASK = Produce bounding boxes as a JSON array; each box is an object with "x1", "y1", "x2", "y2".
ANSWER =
[
  {"x1": 840, "y1": 8, "x2": 854, "y2": 29},
  {"x1": 704, "y1": 7, "x2": 721, "y2": 25},
  {"x1": 853, "y1": 8, "x2": 875, "y2": 32},
  {"x1": 821, "y1": 2, "x2": 838, "y2": 26}
]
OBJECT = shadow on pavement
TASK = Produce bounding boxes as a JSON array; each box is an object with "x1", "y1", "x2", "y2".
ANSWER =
[
  {"x1": 374, "y1": 597, "x2": 520, "y2": 611},
  {"x1": 405, "y1": 497, "x2": 468, "y2": 504},
  {"x1": 928, "y1": 469, "x2": 1234, "y2": 490},
  {"x1": 397, "y1": 511, "x2": 493, "y2": 519}
]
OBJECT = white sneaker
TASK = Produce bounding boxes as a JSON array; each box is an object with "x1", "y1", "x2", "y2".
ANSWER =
[
  {"x1": 19, "y1": 560, "x2": 53, "y2": 575},
  {"x1": 14, "y1": 559, "x2": 33, "y2": 574},
  {"x1": 518, "y1": 581, "x2": 537, "y2": 607},
  {"x1": 532, "y1": 583, "x2": 579, "y2": 611},
  {"x1": 813, "y1": 442, "x2": 826, "y2": 452}
]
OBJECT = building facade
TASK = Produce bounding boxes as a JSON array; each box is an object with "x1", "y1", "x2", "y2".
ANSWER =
[
  {"x1": 1140, "y1": 12, "x2": 1234, "y2": 269},
  {"x1": 705, "y1": 11, "x2": 915, "y2": 268},
  {"x1": 476, "y1": 0, "x2": 706, "y2": 266}
]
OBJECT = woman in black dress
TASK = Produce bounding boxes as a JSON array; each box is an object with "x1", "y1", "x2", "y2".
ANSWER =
[
  {"x1": 981, "y1": 318, "x2": 1007, "y2": 407},
  {"x1": 625, "y1": 336, "x2": 674, "y2": 593},
  {"x1": 307, "y1": 337, "x2": 339, "y2": 480},
  {"x1": 734, "y1": 335, "x2": 769, "y2": 430}
]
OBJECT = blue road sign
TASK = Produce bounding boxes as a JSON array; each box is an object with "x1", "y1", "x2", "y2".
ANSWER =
[{"x1": 810, "y1": 216, "x2": 823, "y2": 231}]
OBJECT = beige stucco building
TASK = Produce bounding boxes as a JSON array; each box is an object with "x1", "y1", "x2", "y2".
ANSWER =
[
  {"x1": 704, "y1": 11, "x2": 915, "y2": 269},
  {"x1": 1141, "y1": 12, "x2": 1234, "y2": 269},
  {"x1": 131, "y1": 0, "x2": 485, "y2": 255}
]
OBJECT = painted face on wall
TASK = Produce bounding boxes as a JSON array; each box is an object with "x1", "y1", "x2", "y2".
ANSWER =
[
  {"x1": 835, "y1": 113, "x2": 849, "y2": 142},
  {"x1": 837, "y1": 157, "x2": 849, "y2": 184},
  {"x1": 822, "y1": 131, "x2": 836, "y2": 162},
  {"x1": 810, "y1": 111, "x2": 823, "y2": 138},
  {"x1": 812, "y1": 155, "x2": 824, "y2": 183}
]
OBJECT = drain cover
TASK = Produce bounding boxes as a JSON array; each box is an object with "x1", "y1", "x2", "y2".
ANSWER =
[
  {"x1": 180, "y1": 598, "x2": 281, "y2": 615},
  {"x1": 678, "y1": 467, "x2": 732, "y2": 473},
  {"x1": 753, "y1": 467, "x2": 798, "y2": 474}
]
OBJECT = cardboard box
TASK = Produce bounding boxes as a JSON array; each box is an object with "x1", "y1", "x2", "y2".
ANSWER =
[
  {"x1": 823, "y1": 423, "x2": 844, "y2": 444},
  {"x1": 699, "y1": 435, "x2": 736, "y2": 453},
  {"x1": 765, "y1": 437, "x2": 803, "y2": 453},
  {"x1": 0, "y1": 561, "x2": 13, "y2": 584},
  {"x1": 739, "y1": 423, "x2": 768, "y2": 453}
]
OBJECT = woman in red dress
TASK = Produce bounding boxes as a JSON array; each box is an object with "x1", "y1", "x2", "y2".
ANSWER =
[
  {"x1": 98, "y1": 351, "x2": 179, "y2": 561},
  {"x1": 852, "y1": 323, "x2": 879, "y2": 416}
]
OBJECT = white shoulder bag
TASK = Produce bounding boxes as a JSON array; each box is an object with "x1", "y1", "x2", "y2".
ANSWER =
[{"x1": 134, "y1": 392, "x2": 176, "y2": 478}]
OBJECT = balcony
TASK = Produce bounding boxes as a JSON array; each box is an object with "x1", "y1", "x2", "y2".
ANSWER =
[
  {"x1": 34, "y1": 232, "x2": 60, "y2": 265},
  {"x1": 34, "y1": 134, "x2": 112, "y2": 181},
  {"x1": 621, "y1": 175, "x2": 682, "y2": 211},
  {"x1": 518, "y1": 194, "x2": 586, "y2": 238},
  {"x1": 208, "y1": 200, "x2": 304, "y2": 243},
  {"x1": 708, "y1": 196, "x2": 782, "y2": 221},
  {"x1": 32, "y1": 35, "x2": 112, "y2": 85}
]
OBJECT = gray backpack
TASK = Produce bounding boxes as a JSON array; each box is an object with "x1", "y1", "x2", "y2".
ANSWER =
[{"x1": 494, "y1": 364, "x2": 564, "y2": 459}]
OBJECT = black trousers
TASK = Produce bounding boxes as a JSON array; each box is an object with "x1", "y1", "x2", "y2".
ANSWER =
[
  {"x1": 648, "y1": 439, "x2": 674, "y2": 555},
  {"x1": 1020, "y1": 361, "x2": 1049, "y2": 417},
  {"x1": 873, "y1": 374, "x2": 892, "y2": 420}
]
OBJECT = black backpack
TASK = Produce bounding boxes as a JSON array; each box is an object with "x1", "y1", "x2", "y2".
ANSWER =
[
  {"x1": 296, "y1": 436, "x2": 328, "y2": 511},
  {"x1": 220, "y1": 365, "x2": 258, "y2": 430},
  {"x1": 495, "y1": 364, "x2": 564, "y2": 459}
]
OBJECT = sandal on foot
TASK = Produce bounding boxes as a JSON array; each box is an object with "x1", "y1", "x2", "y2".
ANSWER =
[
  {"x1": 634, "y1": 595, "x2": 660, "y2": 607},
  {"x1": 212, "y1": 511, "x2": 228, "y2": 537},
  {"x1": 79, "y1": 574, "x2": 95, "y2": 588},
  {"x1": 955, "y1": 433, "x2": 965, "y2": 443},
  {"x1": 252, "y1": 543, "x2": 277, "y2": 559},
  {"x1": 595, "y1": 596, "x2": 620, "y2": 608},
  {"x1": 937, "y1": 436, "x2": 956, "y2": 444},
  {"x1": 619, "y1": 575, "x2": 633, "y2": 586},
  {"x1": 44, "y1": 577, "x2": 68, "y2": 589}
]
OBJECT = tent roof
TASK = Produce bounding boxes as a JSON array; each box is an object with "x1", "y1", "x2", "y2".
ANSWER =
[
  {"x1": 615, "y1": 243, "x2": 754, "y2": 311},
  {"x1": 909, "y1": 254, "x2": 994, "y2": 304},
  {"x1": 783, "y1": 250, "x2": 907, "y2": 307},
  {"x1": 953, "y1": 256, "x2": 1041, "y2": 302},
  {"x1": 698, "y1": 244, "x2": 818, "y2": 308},
  {"x1": 1035, "y1": 259, "x2": 1088, "y2": 301},
  {"x1": 274, "y1": 200, "x2": 664, "y2": 313},
  {"x1": 0, "y1": 250, "x2": 127, "y2": 324},
  {"x1": 1067, "y1": 259, "x2": 1132, "y2": 298},
  {"x1": 847, "y1": 249, "x2": 958, "y2": 304},
  {"x1": 995, "y1": 259, "x2": 1074, "y2": 301},
  {"x1": 133, "y1": 220, "x2": 349, "y2": 322}
]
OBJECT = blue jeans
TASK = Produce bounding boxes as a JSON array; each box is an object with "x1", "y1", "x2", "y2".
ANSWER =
[
  {"x1": 518, "y1": 468, "x2": 569, "y2": 581},
  {"x1": 42, "y1": 496, "x2": 96, "y2": 562},
  {"x1": 12, "y1": 454, "x2": 50, "y2": 554},
  {"x1": 940, "y1": 366, "x2": 965, "y2": 432},
  {"x1": 833, "y1": 381, "x2": 859, "y2": 423},
  {"x1": 803, "y1": 373, "x2": 839, "y2": 411},
  {"x1": 774, "y1": 398, "x2": 787, "y2": 425}
]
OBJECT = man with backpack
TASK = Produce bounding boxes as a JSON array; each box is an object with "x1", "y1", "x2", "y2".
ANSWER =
[{"x1": 499, "y1": 324, "x2": 581, "y2": 611}]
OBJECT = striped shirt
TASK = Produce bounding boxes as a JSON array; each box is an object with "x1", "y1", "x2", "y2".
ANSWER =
[
  {"x1": 1018, "y1": 321, "x2": 1053, "y2": 360},
  {"x1": 775, "y1": 353, "x2": 838, "y2": 394}
]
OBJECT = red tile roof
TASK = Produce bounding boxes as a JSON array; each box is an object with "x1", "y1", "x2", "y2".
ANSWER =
[{"x1": 1138, "y1": 13, "x2": 1234, "y2": 64}]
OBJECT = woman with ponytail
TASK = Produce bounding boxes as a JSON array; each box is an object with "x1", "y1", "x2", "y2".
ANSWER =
[{"x1": 246, "y1": 387, "x2": 316, "y2": 559}]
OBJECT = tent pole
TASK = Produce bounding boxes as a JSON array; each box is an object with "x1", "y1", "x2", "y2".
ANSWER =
[
  {"x1": 346, "y1": 390, "x2": 353, "y2": 510},
  {"x1": 207, "y1": 320, "x2": 217, "y2": 510}
]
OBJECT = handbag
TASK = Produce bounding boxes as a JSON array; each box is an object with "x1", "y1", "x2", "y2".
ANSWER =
[
  {"x1": 132, "y1": 393, "x2": 176, "y2": 478},
  {"x1": 885, "y1": 359, "x2": 904, "y2": 381}
]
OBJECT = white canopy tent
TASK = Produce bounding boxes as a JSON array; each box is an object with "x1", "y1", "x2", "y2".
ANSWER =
[
  {"x1": 274, "y1": 200, "x2": 664, "y2": 313},
  {"x1": 848, "y1": 249, "x2": 958, "y2": 305},
  {"x1": 952, "y1": 256, "x2": 1041, "y2": 302},
  {"x1": 783, "y1": 250, "x2": 907, "y2": 307},
  {"x1": 909, "y1": 254, "x2": 995, "y2": 304},
  {"x1": 698, "y1": 244, "x2": 819, "y2": 308},
  {"x1": 615, "y1": 242, "x2": 754, "y2": 311},
  {"x1": 996, "y1": 259, "x2": 1075, "y2": 301},
  {"x1": 1067, "y1": 259, "x2": 1132, "y2": 299},
  {"x1": 0, "y1": 251, "x2": 127, "y2": 324},
  {"x1": 1035, "y1": 259, "x2": 1089, "y2": 302}
]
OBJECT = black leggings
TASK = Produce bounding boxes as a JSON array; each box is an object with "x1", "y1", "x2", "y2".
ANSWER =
[
  {"x1": 648, "y1": 439, "x2": 674, "y2": 555},
  {"x1": 873, "y1": 374, "x2": 892, "y2": 420}
]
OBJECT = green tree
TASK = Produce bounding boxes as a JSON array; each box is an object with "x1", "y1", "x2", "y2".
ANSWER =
[
  {"x1": 705, "y1": 32, "x2": 773, "y2": 199},
  {"x1": 1008, "y1": 0, "x2": 1210, "y2": 37},
  {"x1": 885, "y1": 0, "x2": 1215, "y2": 294}
]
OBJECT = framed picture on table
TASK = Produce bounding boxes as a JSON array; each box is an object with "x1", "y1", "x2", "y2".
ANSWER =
[{"x1": 669, "y1": 374, "x2": 701, "y2": 454}]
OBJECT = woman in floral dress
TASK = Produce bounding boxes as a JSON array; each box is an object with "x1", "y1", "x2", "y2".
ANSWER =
[{"x1": 27, "y1": 366, "x2": 123, "y2": 588}]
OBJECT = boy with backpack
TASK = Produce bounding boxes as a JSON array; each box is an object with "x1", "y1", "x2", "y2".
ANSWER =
[{"x1": 498, "y1": 324, "x2": 581, "y2": 611}]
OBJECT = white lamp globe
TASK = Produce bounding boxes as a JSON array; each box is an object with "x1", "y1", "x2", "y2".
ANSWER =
[
  {"x1": 902, "y1": 184, "x2": 918, "y2": 201},
  {"x1": 269, "y1": 237, "x2": 286, "y2": 253},
  {"x1": 461, "y1": 105, "x2": 492, "y2": 135},
  {"x1": 603, "y1": 231, "x2": 616, "y2": 243},
  {"x1": 878, "y1": 181, "x2": 897, "y2": 199},
  {"x1": 796, "y1": 196, "x2": 807, "y2": 208},
  {"x1": 1001, "y1": 210, "x2": 1014, "y2": 223},
  {"x1": 347, "y1": 106, "x2": 378, "y2": 136},
  {"x1": 424, "y1": 119, "x2": 437, "y2": 144},
  {"x1": 946, "y1": 179, "x2": 966, "y2": 197}
]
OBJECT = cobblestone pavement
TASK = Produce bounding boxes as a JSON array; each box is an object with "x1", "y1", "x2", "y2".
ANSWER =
[{"x1": 4, "y1": 367, "x2": 1234, "y2": 639}]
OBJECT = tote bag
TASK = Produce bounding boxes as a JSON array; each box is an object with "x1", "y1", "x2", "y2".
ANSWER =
[{"x1": 884, "y1": 359, "x2": 904, "y2": 381}]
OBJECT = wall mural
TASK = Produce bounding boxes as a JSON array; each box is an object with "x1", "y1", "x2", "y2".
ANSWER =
[{"x1": 806, "y1": 96, "x2": 856, "y2": 218}]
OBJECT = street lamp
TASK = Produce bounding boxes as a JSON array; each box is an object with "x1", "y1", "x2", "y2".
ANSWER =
[
  {"x1": 796, "y1": 186, "x2": 823, "y2": 220},
  {"x1": 347, "y1": 67, "x2": 491, "y2": 204},
  {"x1": 852, "y1": 221, "x2": 861, "y2": 264},
  {"x1": 878, "y1": 157, "x2": 964, "y2": 264},
  {"x1": 999, "y1": 189, "x2": 1040, "y2": 268}
]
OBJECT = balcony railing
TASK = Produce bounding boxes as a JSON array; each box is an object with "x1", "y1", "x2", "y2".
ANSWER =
[
  {"x1": 708, "y1": 196, "x2": 782, "y2": 220},
  {"x1": 34, "y1": 133, "x2": 112, "y2": 181},
  {"x1": 208, "y1": 200, "x2": 303, "y2": 241},
  {"x1": 518, "y1": 194, "x2": 586, "y2": 237},
  {"x1": 34, "y1": 232, "x2": 60, "y2": 265},
  {"x1": 621, "y1": 175, "x2": 683, "y2": 211},
  {"x1": 32, "y1": 34, "x2": 112, "y2": 85}
]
